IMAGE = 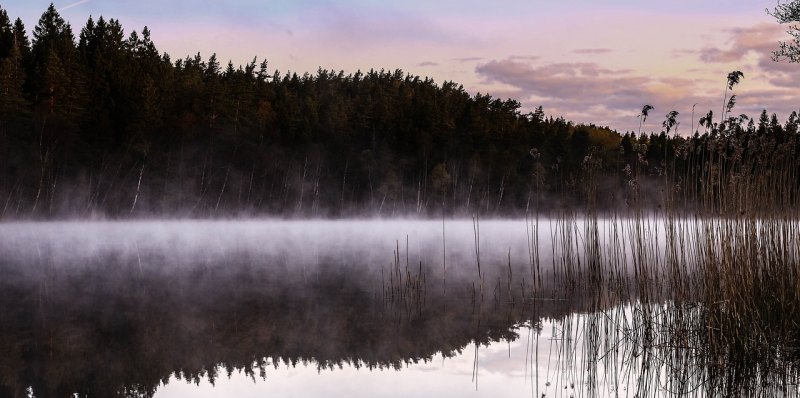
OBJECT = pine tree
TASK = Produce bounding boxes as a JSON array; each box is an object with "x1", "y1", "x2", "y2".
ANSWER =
[
  {"x1": 0, "y1": 30, "x2": 29, "y2": 121},
  {"x1": 32, "y1": 4, "x2": 84, "y2": 120},
  {"x1": 758, "y1": 110, "x2": 769, "y2": 135},
  {"x1": 12, "y1": 18, "x2": 30, "y2": 59},
  {"x1": 32, "y1": 4, "x2": 74, "y2": 63},
  {"x1": 0, "y1": 24, "x2": 31, "y2": 193},
  {"x1": 0, "y1": 7, "x2": 13, "y2": 58}
]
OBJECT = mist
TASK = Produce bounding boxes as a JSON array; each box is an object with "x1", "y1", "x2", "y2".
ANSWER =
[
  {"x1": 1, "y1": 218, "x2": 613, "y2": 398},
  {"x1": 0, "y1": 219, "x2": 539, "y2": 277}
]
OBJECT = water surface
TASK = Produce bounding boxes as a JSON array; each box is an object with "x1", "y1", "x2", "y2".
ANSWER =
[{"x1": 1, "y1": 219, "x2": 797, "y2": 397}]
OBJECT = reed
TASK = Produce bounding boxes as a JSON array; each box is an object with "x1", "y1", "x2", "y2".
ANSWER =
[{"x1": 530, "y1": 93, "x2": 800, "y2": 394}]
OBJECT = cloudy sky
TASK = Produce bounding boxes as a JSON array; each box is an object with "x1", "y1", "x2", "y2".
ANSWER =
[{"x1": 4, "y1": 0, "x2": 800, "y2": 133}]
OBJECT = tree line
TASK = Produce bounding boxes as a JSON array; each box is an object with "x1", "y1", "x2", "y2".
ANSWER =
[{"x1": 0, "y1": 4, "x2": 798, "y2": 218}]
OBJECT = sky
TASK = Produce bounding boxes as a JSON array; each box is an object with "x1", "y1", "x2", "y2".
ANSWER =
[{"x1": 3, "y1": 0, "x2": 800, "y2": 133}]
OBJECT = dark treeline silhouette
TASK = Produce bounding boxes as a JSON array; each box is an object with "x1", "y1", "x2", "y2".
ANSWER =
[{"x1": 1, "y1": 5, "x2": 800, "y2": 218}]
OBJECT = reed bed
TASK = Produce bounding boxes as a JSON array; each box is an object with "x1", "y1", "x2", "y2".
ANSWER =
[
  {"x1": 399, "y1": 114, "x2": 800, "y2": 395},
  {"x1": 516, "y1": 120, "x2": 800, "y2": 396}
]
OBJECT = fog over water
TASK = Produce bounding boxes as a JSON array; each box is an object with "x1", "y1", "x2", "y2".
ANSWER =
[
  {"x1": 2, "y1": 219, "x2": 579, "y2": 397},
  {"x1": 0, "y1": 219, "x2": 545, "y2": 280},
  {"x1": 2, "y1": 218, "x2": 792, "y2": 397},
  {"x1": 0, "y1": 217, "x2": 678, "y2": 274}
]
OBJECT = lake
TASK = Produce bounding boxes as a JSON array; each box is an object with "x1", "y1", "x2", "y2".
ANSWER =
[{"x1": 1, "y1": 219, "x2": 797, "y2": 397}]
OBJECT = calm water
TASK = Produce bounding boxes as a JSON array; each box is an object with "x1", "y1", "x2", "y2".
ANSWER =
[{"x1": 0, "y1": 220, "x2": 797, "y2": 397}]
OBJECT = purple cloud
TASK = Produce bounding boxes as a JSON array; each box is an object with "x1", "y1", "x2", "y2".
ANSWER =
[
  {"x1": 473, "y1": 20, "x2": 800, "y2": 134},
  {"x1": 508, "y1": 55, "x2": 540, "y2": 61},
  {"x1": 698, "y1": 23, "x2": 800, "y2": 91},
  {"x1": 699, "y1": 23, "x2": 784, "y2": 63},
  {"x1": 452, "y1": 56, "x2": 484, "y2": 63},
  {"x1": 572, "y1": 48, "x2": 614, "y2": 55},
  {"x1": 475, "y1": 59, "x2": 722, "y2": 133}
]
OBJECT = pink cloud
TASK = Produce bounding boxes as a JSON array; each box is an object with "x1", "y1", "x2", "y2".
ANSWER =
[
  {"x1": 697, "y1": 23, "x2": 800, "y2": 91},
  {"x1": 476, "y1": 60, "x2": 652, "y2": 109},
  {"x1": 572, "y1": 48, "x2": 614, "y2": 55},
  {"x1": 452, "y1": 56, "x2": 484, "y2": 63},
  {"x1": 473, "y1": 58, "x2": 794, "y2": 134},
  {"x1": 699, "y1": 23, "x2": 784, "y2": 63},
  {"x1": 468, "y1": 22, "x2": 800, "y2": 133}
]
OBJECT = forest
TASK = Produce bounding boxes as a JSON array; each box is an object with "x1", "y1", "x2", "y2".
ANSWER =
[{"x1": 1, "y1": 4, "x2": 799, "y2": 218}]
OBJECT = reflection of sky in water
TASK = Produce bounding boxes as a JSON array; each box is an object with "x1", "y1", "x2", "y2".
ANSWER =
[
  {"x1": 155, "y1": 315, "x2": 639, "y2": 398},
  {"x1": 155, "y1": 326, "x2": 536, "y2": 398},
  {"x1": 5, "y1": 220, "x2": 793, "y2": 397},
  {"x1": 0, "y1": 220, "x2": 646, "y2": 397}
]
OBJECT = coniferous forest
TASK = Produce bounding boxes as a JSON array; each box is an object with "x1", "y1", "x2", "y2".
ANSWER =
[
  {"x1": 5, "y1": 3, "x2": 800, "y2": 397},
  {"x1": 2, "y1": 4, "x2": 800, "y2": 218}
]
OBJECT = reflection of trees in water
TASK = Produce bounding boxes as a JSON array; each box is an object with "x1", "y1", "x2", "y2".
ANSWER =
[
  {"x1": 1, "y1": 228, "x2": 799, "y2": 397},
  {"x1": 0, "y1": 254, "x2": 590, "y2": 398}
]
